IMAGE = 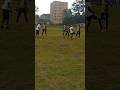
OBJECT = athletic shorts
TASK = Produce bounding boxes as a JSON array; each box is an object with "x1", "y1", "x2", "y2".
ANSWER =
[{"x1": 36, "y1": 30, "x2": 39, "y2": 35}]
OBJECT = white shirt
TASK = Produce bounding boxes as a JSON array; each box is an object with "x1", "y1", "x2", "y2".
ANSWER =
[
  {"x1": 70, "y1": 26, "x2": 74, "y2": 33},
  {"x1": 2, "y1": 0, "x2": 11, "y2": 10},
  {"x1": 36, "y1": 24, "x2": 41, "y2": 31}
]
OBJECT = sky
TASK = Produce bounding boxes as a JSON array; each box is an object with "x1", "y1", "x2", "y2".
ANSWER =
[{"x1": 35, "y1": 0, "x2": 75, "y2": 15}]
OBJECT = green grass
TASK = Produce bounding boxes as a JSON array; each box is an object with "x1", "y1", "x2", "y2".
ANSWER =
[{"x1": 35, "y1": 25, "x2": 85, "y2": 90}]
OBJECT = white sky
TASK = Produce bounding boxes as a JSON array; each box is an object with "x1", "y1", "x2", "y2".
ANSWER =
[{"x1": 35, "y1": 0, "x2": 75, "y2": 15}]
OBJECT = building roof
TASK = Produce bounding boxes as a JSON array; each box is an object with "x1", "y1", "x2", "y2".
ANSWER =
[{"x1": 40, "y1": 14, "x2": 50, "y2": 19}]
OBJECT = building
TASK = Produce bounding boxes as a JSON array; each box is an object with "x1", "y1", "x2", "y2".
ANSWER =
[
  {"x1": 40, "y1": 14, "x2": 50, "y2": 20},
  {"x1": 50, "y1": 1, "x2": 68, "y2": 24},
  {"x1": 39, "y1": 14, "x2": 51, "y2": 24}
]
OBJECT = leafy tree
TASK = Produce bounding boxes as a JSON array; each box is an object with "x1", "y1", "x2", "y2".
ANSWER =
[
  {"x1": 35, "y1": 5, "x2": 39, "y2": 14},
  {"x1": 35, "y1": 14, "x2": 40, "y2": 24},
  {"x1": 63, "y1": 0, "x2": 85, "y2": 25},
  {"x1": 63, "y1": 9, "x2": 76, "y2": 25},
  {"x1": 71, "y1": 0, "x2": 85, "y2": 23},
  {"x1": 72, "y1": 0, "x2": 85, "y2": 15}
]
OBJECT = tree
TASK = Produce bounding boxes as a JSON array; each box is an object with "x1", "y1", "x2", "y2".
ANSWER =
[
  {"x1": 63, "y1": 0, "x2": 85, "y2": 25},
  {"x1": 35, "y1": 14, "x2": 40, "y2": 24},
  {"x1": 35, "y1": 5, "x2": 39, "y2": 14},
  {"x1": 72, "y1": 0, "x2": 85, "y2": 15},
  {"x1": 71, "y1": 0, "x2": 85, "y2": 23},
  {"x1": 63, "y1": 9, "x2": 76, "y2": 25},
  {"x1": 35, "y1": 5, "x2": 40, "y2": 24}
]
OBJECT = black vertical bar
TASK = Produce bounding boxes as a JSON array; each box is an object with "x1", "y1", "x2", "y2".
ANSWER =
[
  {"x1": 86, "y1": 0, "x2": 120, "y2": 90},
  {"x1": 0, "y1": 0, "x2": 35, "y2": 89}
]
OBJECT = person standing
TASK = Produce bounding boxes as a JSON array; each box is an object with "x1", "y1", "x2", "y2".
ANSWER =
[
  {"x1": 76, "y1": 24, "x2": 80, "y2": 38},
  {"x1": 63, "y1": 25, "x2": 69, "y2": 38},
  {"x1": 41, "y1": 23, "x2": 47, "y2": 37},
  {"x1": 63, "y1": 25, "x2": 66, "y2": 38},
  {"x1": 16, "y1": 0, "x2": 29, "y2": 23},
  {"x1": 70, "y1": 25, "x2": 75, "y2": 39},
  {"x1": 35, "y1": 23, "x2": 41, "y2": 38},
  {"x1": 64, "y1": 25, "x2": 70, "y2": 38},
  {"x1": 1, "y1": 0, "x2": 12, "y2": 29}
]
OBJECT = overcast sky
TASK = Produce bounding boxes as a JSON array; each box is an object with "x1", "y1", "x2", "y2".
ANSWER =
[{"x1": 35, "y1": 0, "x2": 75, "y2": 15}]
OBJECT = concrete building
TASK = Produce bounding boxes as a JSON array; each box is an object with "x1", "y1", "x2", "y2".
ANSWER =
[
  {"x1": 50, "y1": 1, "x2": 68, "y2": 24},
  {"x1": 39, "y1": 14, "x2": 51, "y2": 24},
  {"x1": 40, "y1": 14, "x2": 50, "y2": 20}
]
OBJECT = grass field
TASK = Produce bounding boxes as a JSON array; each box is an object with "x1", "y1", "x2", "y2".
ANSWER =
[{"x1": 35, "y1": 25, "x2": 85, "y2": 90}]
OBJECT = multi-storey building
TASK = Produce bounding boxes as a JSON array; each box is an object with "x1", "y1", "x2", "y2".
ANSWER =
[{"x1": 50, "y1": 1, "x2": 68, "y2": 24}]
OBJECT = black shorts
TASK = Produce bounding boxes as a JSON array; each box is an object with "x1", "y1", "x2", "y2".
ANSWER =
[
  {"x1": 36, "y1": 30, "x2": 39, "y2": 35},
  {"x1": 42, "y1": 29, "x2": 46, "y2": 32}
]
